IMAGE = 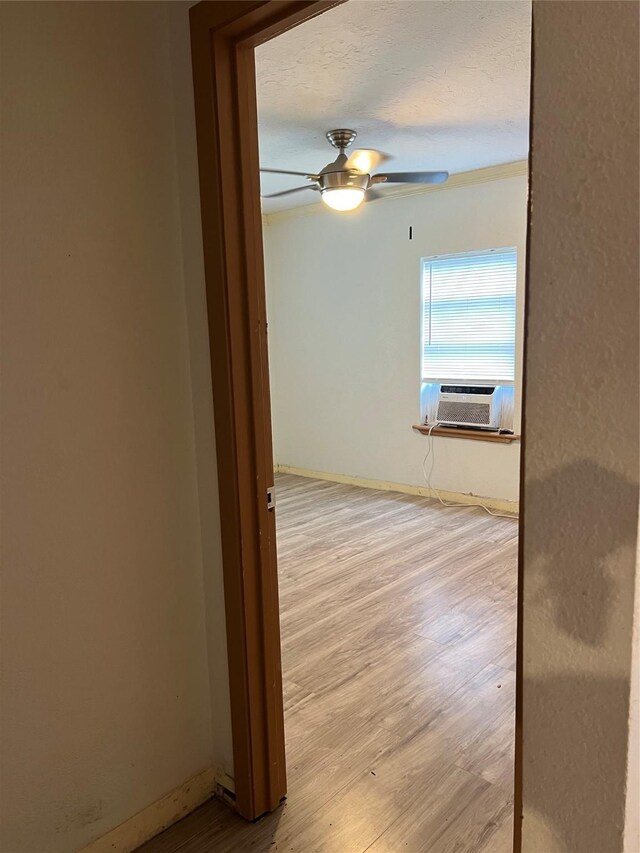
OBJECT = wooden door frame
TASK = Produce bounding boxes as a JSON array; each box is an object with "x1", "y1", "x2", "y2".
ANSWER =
[
  {"x1": 189, "y1": 0, "x2": 344, "y2": 822},
  {"x1": 189, "y1": 2, "x2": 525, "y2": 847}
]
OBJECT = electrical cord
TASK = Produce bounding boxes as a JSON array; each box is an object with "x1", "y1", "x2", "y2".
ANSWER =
[{"x1": 421, "y1": 422, "x2": 518, "y2": 519}]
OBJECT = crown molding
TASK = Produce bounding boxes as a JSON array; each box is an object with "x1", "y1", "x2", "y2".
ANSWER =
[{"x1": 262, "y1": 159, "x2": 529, "y2": 227}]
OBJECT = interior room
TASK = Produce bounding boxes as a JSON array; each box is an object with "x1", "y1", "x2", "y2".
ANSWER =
[
  {"x1": 143, "y1": 1, "x2": 530, "y2": 850},
  {"x1": 259, "y1": 0, "x2": 528, "y2": 511}
]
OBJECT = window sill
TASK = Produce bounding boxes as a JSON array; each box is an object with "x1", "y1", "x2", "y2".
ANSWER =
[{"x1": 412, "y1": 424, "x2": 520, "y2": 444}]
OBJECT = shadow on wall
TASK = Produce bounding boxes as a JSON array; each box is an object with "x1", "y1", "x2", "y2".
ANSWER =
[
  {"x1": 527, "y1": 460, "x2": 638, "y2": 646},
  {"x1": 523, "y1": 459, "x2": 639, "y2": 852}
]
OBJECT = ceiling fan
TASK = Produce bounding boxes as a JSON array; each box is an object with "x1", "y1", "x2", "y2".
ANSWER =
[{"x1": 260, "y1": 129, "x2": 449, "y2": 211}]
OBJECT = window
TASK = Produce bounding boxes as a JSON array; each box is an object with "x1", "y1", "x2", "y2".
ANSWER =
[{"x1": 421, "y1": 249, "x2": 517, "y2": 382}]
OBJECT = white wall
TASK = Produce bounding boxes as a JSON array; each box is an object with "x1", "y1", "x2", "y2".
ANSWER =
[
  {"x1": 0, "y1": 3, "x2": 232, "y2": 850},
  {"x1": 264, "y1": 172, "x2": 528, "y2": 503}
]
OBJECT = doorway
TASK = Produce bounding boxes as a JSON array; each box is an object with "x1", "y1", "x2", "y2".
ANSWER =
[
  {"x1": 257, "y1": 2, "x2": 527, "y2": 847},
  {"x1": 162, "y1": 0, "x2": 528, "y2": 850}
]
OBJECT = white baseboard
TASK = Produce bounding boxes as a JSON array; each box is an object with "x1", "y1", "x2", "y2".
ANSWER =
[
  {"x1": 80, "y1": 767, "x2": 234, "y2": 853},
  {"x1": 275, "y1": 464, "x2": 519, "y2": 515}
]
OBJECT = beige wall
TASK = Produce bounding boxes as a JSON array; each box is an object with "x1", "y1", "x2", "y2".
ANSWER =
[
  {"x1": 166, "y1": 0, "x2": 234, "y2": 785},
  {"x1": 522, "y1": 2, "x2": 639, "y2": 851},
  {"x1": 0, "y1": 2, "x2": 232, "y2": 850}
]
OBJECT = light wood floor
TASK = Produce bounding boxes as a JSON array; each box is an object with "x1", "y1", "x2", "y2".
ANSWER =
[{"x1": 140, "y1": 474, "x2": 518, "y2": 853}]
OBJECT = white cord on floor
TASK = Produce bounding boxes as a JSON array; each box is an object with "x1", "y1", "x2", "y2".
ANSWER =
[{"x1": 421, "y1": 422, "x2": 518, "y2": 519}]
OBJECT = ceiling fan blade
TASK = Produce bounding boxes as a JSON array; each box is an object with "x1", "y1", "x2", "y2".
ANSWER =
[
  {"x1": 260, "y1": 168, "x2": 318, "y2": 178},
  {"x1": 346, "y1": 149, "x2": 390, "y2": 174},
  {"x1": 262, "y1": 185, "x2": 317, "y2": 199},
  {"x1": 372, "y1": 171, "x2": 449, "y2": 185}
]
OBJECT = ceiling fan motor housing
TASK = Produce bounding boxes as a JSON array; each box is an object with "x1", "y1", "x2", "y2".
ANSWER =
[{"x1": 319, "y1": 170, "x2": 369, "y2": 192}]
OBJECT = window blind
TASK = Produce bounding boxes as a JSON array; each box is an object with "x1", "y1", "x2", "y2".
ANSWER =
[{"x1": 421, "y1": 249, "x2": 517, "y2": 382}]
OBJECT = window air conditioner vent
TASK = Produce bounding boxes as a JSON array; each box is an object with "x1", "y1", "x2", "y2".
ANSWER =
[
  {"x1": 435, "y1": 385, "x2": 500, "y2": 430},
  {"x1": 436, "y1": 401, "x2": 491, "y2": 425}
]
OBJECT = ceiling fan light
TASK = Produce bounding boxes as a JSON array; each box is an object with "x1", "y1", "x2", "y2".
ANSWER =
[{"x1": 320, "y1": 187, "x2": 365, "y2": 212}]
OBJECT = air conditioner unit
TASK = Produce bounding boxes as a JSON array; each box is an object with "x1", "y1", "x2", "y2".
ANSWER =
[{"x1": 435, "y1": 385, "x2": 500, "y2": 430}]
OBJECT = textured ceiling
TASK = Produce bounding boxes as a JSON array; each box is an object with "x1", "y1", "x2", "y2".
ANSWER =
[{"x1": 256, "y1": 0, "x2": 531, "y2": 212}]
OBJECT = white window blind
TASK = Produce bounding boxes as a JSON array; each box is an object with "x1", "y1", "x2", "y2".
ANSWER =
[{"x1": 421, "y1": 249, "x2": 517, "y2": 382}]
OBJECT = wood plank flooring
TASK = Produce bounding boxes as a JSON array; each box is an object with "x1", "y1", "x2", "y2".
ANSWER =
[{"x1": 140, "y1": 474, "x2": 518, "y2": 853}]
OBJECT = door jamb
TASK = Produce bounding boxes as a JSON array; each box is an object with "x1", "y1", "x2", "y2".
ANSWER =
[{"x1": 189, "y1": 0, "x2": 344, "y2": 821}]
